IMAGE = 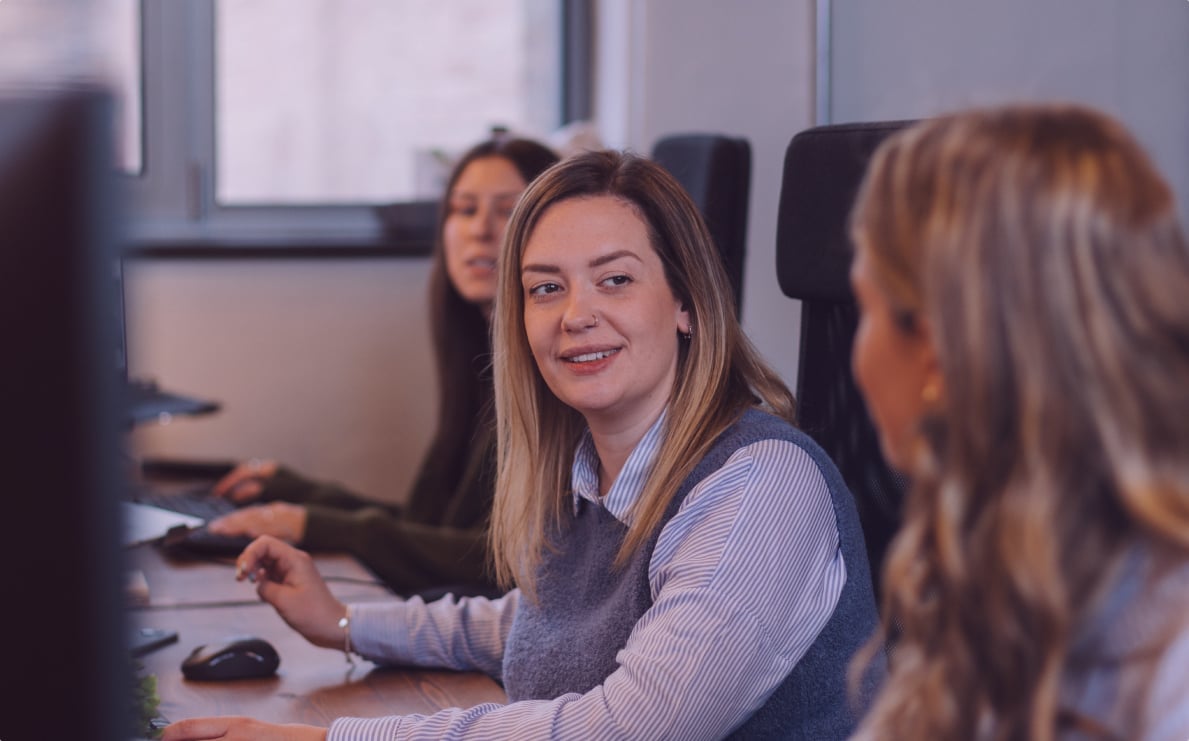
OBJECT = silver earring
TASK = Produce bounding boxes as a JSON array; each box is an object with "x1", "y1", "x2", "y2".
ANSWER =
[{"x1": 683, "y1": 324, "x2": 694, "y2": 341}]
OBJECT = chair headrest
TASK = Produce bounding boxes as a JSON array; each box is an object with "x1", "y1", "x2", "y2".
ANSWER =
[
  {"x1": 651, "y1": 133, "x2": 751, "y2": 313},
  {"x1": 652, "y1": 133, "x2": 750, "y2": 210},
  {"x1": 775, "y1": 121, "x2": 914, "y2": 302}
]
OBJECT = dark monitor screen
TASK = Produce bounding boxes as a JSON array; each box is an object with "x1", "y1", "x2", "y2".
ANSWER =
[
  {"x1": 115, "y1": 256, "x2": 221, "y2": 425},
  {"x1": 0, "y1": 86, "x2": 129, "y2": 739}
]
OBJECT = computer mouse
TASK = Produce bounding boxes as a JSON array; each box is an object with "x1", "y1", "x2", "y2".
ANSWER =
[
  {"x1": 181, "y1": 636, "x2": 280, "y2": 681},
  {"x1": 161, "y1": 524, "x2": 253, "y2": 557}
]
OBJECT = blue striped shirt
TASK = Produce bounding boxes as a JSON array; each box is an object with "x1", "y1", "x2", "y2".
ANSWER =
[{"x1": 330, "y1": 414, "x2": 846, "y2": 740}]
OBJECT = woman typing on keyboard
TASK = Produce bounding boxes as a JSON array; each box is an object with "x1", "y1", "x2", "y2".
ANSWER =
[{"x1": 202, "y1": 136, "x2": 558, "y2": 597}]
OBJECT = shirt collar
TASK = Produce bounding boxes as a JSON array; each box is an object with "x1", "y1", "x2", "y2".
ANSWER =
[{"x1": 570, "y1": 410, "x2": 667, "y2": 526}]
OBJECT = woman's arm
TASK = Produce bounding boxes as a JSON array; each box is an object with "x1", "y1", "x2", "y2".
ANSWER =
[
  {"x1": 348, "y1": 590, "x2": 518, "y2": 678},
  {"x1": 300, "y1": 507, "x2": 491, "y2": 593},
  {"x1": 326, "y1": 439, "x2": 846, "y2": 740},
  {"x1": 259, "y1": 467, "x2": 402, "y2": 514}
]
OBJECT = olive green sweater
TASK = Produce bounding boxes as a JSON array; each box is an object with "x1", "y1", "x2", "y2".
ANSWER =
[{"x1": 257, "y1": 421, "x2": 497, "y2": 596}]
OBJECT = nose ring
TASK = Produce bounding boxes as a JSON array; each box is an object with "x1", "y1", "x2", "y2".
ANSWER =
[{"x1": 592, "y1": 314, "x2": 599, "y2": 327}]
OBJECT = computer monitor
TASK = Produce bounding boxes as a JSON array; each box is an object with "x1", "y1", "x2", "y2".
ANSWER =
[
  {"x1": 0, "y1": 86, "x2": 129, "y2": 739},
  {"x1": 115, "y1": 256, "x2": 222, "y2": 426}
]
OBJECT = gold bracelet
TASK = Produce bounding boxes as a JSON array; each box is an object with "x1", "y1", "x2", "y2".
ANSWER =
[{"x1": 337, "y1": 605, "x2": 356, "y2": 667}]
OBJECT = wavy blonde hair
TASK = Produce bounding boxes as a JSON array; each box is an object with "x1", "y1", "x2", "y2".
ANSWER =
[
  {"x1": 490, "y1": 150, "x2": 794, "y2": 599},
  {"x1": 849, "y1": 104, "x2": 1189, "y2": 739}
]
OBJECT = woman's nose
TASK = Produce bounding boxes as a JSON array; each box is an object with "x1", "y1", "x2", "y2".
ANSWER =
[
  {"x1": 561, "y1": 294, "x2": 599, "y2": 332},
  {"x1": 471, "y1": 205, "x2": 496, "y2": 238}
]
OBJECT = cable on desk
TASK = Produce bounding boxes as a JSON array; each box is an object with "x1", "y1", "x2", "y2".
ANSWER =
[
  {"x1": 323, "y1": 575, "x2": 386, "y2": 587},
  {"x1": 156, "y1": 551, "x2": 385, "y2": 588},
  {"x1": 135, "y1": 598, "x2": 270, "y2": 610}
]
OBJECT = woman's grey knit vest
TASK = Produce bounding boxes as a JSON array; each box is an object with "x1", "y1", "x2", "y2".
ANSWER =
[{"x1": 502, "y1": 408, "x2": 885, "y2": 739}]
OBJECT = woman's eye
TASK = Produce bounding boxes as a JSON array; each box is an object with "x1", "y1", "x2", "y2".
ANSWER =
[
  {"x1": 528, "y1": 282, "x2": 561, "y2": 297},
  {"x1": 602, "y1": 274, "x2": 632, "y2": 288},
  {"x1": 450, "y1": 205, "x2": 477, "y2": 218}
]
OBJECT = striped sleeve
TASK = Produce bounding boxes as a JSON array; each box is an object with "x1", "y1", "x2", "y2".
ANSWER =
[
  {"x1": 348, "y1": 590, "x2": 518, "y2": 679},
  {"x1": 327, "y1": 438, "x2": 846, "y2": 740}
]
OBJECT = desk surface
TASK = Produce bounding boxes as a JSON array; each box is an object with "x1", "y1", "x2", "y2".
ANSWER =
[{"x1": 128, "y1": 543, "x2": 507, "y2": 727}]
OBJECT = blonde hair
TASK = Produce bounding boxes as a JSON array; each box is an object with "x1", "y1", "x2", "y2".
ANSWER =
[
  {"x1": 490, "y1": 150, "x2": 794, "y2": 598},
  {"x1": 849, "y1": 104, "x2": 1189, "y2": 739}
]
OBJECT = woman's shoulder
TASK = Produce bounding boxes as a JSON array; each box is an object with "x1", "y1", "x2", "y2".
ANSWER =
[
  {"x1": 1065, "y1": 547, "x2": 1189, "y2": 739},
  {"x1": 725, "y1": 408, "x2": 843, "y2": 485},
  {"x1": 730, "y1": 407, "x2": 810, "y2": 446},
  {"x1": 1142, "y1": 605, "x2": 1189, "y2": 740},
  {"x1": 1080, "y1": 547, "x2": 1189, "y2": 661}
]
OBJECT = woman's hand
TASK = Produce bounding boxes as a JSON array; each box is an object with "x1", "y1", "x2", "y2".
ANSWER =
[
  {"x1": 236, "y1": 535, "x2": 347, "y2": 649},
  {"x1": 208, "y1": 502, "x2": 309, "y2": 544},
  {"x1": 212, "y1": 459, "x2": 280, "y2": 503},
  {"x1": 161, "y1": 716, "x2": 327, "y2": 741}
]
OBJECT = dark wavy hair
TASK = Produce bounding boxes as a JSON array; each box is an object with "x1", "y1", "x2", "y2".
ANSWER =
[{"x1": 417, "y1": 137, "x2": 559, "y2": 508}]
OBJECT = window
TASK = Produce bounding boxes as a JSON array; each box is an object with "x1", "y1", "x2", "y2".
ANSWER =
[
  {"x1": 216, "y1": 0, "x2": 559, "y2": 205},
  {"x1": 0, "y1": 0, "x2": 142, "y2": 174},
  {"x1": 107, "y1": 0, "x2": 143, "y2": 175},
  {"x1": 125, "y1": 0, "x2": 590, "y2": 249}
]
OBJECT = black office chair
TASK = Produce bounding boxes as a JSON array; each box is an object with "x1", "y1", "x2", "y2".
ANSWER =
[
  {"x1": 651, "y1": 133, "x2": 750, "y2": 316},
  {"x1": 775, "y1": 120, "x2": 914, "y2": 598}
]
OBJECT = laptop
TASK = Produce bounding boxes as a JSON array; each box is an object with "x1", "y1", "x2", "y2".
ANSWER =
[
  {"x1": 125, "y1": 471, "x2": 253, "y2": 555},
  {"x1": 122, "y1": 500, "x2": 204, "y2": 547}
]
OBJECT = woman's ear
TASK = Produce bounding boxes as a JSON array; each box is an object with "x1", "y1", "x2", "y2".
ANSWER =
[
  {"x1": 676, "y1": 304, "x2": 692, "y2": 336},
  {"x1": 916, "y1": 318, "x2": 944, "y2": 406}
]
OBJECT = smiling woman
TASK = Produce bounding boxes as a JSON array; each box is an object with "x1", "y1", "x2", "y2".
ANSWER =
[
  {"x1": 520, "y1": 196, "x2": 691, "y2": 452},
  {"x1": 161, "y1": 150, "x2": 883, "y2": 741}
]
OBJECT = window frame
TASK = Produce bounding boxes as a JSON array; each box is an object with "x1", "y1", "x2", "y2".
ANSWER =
[{"x1": 125, "y1": 0, "x2": 591, "y2": 255}]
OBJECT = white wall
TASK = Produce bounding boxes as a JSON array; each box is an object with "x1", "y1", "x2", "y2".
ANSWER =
[
  {"x1": 829, "y1": 0, "x2": 1189, "y2": 218},
  {"x1": 126, "y1": 258, "x2": 437, "y2": 504},
  {"x1": 596, "y1": 0, "x2": 818, "y2": 387}
]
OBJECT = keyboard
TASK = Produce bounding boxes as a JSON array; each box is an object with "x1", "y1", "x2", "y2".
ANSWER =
[
  {"x1": 129, "y1": 483, "x2": 236, "y2": 521},
  {"x1": 128, "y1": 483, "x2": 253, "y2": 556}
]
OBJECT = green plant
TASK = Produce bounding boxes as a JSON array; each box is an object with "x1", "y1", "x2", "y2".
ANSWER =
[{"x1": 131, "y1": 660, "x2": 163, "y2": 739}]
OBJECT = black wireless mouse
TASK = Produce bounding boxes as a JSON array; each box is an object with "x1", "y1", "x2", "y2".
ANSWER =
[{"x1": 181, "y1": 636, "x2": 280, "y2": 681}]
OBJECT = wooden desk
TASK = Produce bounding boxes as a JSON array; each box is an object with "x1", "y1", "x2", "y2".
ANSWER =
[{"x1": 127, "y1": 543, "x2": 507, "y2": 726}]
